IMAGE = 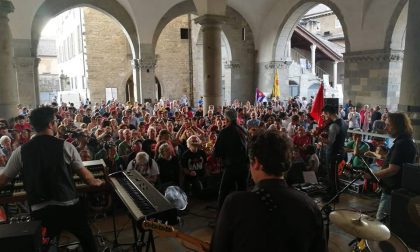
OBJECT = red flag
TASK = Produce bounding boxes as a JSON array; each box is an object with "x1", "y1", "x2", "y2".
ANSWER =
[{"x1": 310, "y1": 83, "x2": 324, "y2": 124}]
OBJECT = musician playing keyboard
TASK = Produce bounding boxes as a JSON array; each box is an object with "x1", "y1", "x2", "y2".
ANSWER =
[{"x1": 0, "y1": 106, "x2": 103, "y2": 252}]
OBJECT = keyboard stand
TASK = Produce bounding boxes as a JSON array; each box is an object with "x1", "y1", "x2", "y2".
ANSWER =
[
  {"x1": 134, "y1": 226, "x2": 156, "y2": 252},
  {"x1": 110, "y1": 194, "x2": 139, "y2": 250},
  {"x1": 110, "y1": 197, "x2": 156, "y2": 252}
]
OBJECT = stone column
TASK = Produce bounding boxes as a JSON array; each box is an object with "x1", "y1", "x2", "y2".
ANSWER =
[
  {"x1": 287, "y1": 40, "x2": 292, "y2": 59},
  {"x1": 343, "y1": 50, "x2": 402, "y2": 110},
  {"x1": 195, "y1": 15, "x2": 227, "y2": 113},
  {"x1": 333, "y1": 61, "x2": 338, "y2": 87},
  {"x1": 0, "y1": 0, "x2": 17, "y2": 119},
  {"x1": 14, "y1": 57, "x2": 39, "y2": 108},
  {"x1": 310, "y1": 44, "x2": 317, "y2": 75},
  {"x1": 131, "y1": 59, "x2": 141, "y2": 102},
  {"x1": 399, "y1": 0, "x2": 420, "y2": 141},
  {"x1": 139, "y1": 44, "x2": 157, "y2": 103}
]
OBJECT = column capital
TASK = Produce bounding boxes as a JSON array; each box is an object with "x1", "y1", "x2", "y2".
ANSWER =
[
  {"x1": 310, "y1": 44, "x2": 317, "y2": 50},
  {"x1": 194, "y1": 14, "x2": 228, "y2": 27},
  {"x1": 137, "y1": 58, "x2": 157, "y2": 72},
  {"x1": 0, "y1": 0, "x2": 14, "y2": 15}
]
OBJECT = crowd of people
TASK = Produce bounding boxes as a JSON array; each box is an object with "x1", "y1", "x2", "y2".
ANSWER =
[
  {"x1": 0, "y1": 94, "x2": 417, "y2": 252},
  {"x1": 1, "y1": 97, "x2": 400, "y2": 216},
  {"x1": 0, "y1": 97, "x2": 394, "y2": 194}
]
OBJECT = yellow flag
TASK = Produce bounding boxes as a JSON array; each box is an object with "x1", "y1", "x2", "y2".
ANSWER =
[{"x1": 271, "y1": 68, "x2": 280, "y2": 98}]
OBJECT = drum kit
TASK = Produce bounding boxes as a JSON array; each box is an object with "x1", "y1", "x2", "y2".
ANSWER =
[{"x1": 329, "y1": 210, "x2": 409, "y2": 252}]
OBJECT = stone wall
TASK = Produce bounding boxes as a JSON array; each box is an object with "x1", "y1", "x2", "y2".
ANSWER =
[
  {"x1": 155, "y1": 15, "x2": 190, "y2": 101},
  {"x1": 154, "y1": 8, "x2": 255, "y2": 105},
  {"x1": 222, "y1": 7, "x2": 255, "y2": 103},
  {"x1": 14, "y1": 57, "x2": 37, "y2": 107},
  {"x1": 343, "y1": 49, "x2": 403, "y2": 110},
  {"x1": 83, "y1": 7, "x2": 132, "y2": 103}
]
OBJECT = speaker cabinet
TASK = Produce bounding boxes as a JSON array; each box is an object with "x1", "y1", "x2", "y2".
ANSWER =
[
  {"x1": 0, "y1": 221, "x2": 42, "y2": 252},
  {"x1": 391, "y1": 188, "x2": 420, "y2": 250},
  {"x1": 402, "y1": 163, "x2": 420, "y2": 194},
  {"x1": 324, "y1": 98, "x2": 339, "y2": 114}
]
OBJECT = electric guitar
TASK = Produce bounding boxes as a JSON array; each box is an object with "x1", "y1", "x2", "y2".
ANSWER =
[{"x1": 142, "y1": 220, "x2": 210, "y2": 252}]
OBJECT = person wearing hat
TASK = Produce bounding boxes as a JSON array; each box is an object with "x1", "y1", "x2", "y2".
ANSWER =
[
  {"x1": 210, "y1": 129, "x2": 325, "y2": 252},
  {"x1": 213, "y1": 108, "x2": 248, "y2": 210}
]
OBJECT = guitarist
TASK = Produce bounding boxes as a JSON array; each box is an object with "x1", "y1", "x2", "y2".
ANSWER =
[
  {"x1": 366, "y1": 113, "x2": 417, "y2": 222},
  {"x1": 210, "y1": 129, "x2": 325, "y2": 252}
]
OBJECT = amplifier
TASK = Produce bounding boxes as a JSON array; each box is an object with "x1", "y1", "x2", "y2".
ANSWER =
[
  {"x1": 339, "y1": 178, "x2": 364, "y2": 194},
  {"x1": 391, "y1": 188, "x2": 420, "y2": 250},
  {"x1": 0, "y1": 221, "x2": 42, "y2": 252},
  {"x1": 402, "y1": 163, "x2": 420, "y2": 194}
]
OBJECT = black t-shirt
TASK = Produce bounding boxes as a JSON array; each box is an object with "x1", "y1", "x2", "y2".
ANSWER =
[
  {"x1": 381, "y1": 134, "x2": 417, "y2": 193},
  {"x1": 156, "y1": 156, "x2": 180, "y2": 184},
  {"x1": 210, "y1": 179, "x2": 325, "y2": 252},
  {"x1": 371, "y1": 111, "x2": 382, "y2": 123},
  {"x1": 82, "y1": 115, "x2": 91, "y2": 124},
  {"x1": 181, "y1": 149, "x2": 206, "y2": 176},
  {"x1": 195, "y1": 110, "x2": 203, "y2": 118},
  {"x1": 142, "y1": 139, "x2": 157, "y2": 157}
]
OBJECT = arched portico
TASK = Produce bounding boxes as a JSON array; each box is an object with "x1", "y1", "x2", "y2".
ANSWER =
[
  {"x1": 381, "y1": 0, "x2": 407, "y2": 111},
  {"x1": 267, "y1": 0, "x2": 349, "y2": 102},
  {"x1": 31, "y1": 0, "x2": 139, "y2": 57},
  {"x1": 30, "y1": 0, "x2": 141, "y2": 106},
  {"x1": 152, "y1": 0, "x2": 255, "y2": 103}
]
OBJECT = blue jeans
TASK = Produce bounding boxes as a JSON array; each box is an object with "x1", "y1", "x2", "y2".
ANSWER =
[{"x1": 376, "y1": 192, "x2": 391, "y2": 223}]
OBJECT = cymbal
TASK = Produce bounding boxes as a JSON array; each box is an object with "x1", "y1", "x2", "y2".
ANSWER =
[{"x1": 330, "y1": 210, "x2": 390, "y2": 241}]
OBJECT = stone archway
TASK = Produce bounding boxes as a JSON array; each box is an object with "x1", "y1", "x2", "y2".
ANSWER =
[
  {"x1": 152, "y1": 0, "x2": 255, "y2": 102},
  {"x1": 382, "y1": 0, "x2": 407, "y2": 111},
  {"x1": 273, "y1": 0, "x2": 349, "y2": 61},
  {"x1": 30, "y1": 0, "x2": 140, "y2": 106},
  {"x1": 269, "y1": 0, "x2": 349, "y2": 101},
  {"x1": 31, "y1": 0, "x2": 139, "y2": 57},
  {"x1": 384, "y1": 0, "x2": 408, "y2": 51}
]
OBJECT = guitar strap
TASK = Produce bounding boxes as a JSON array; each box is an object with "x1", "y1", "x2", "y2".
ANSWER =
[{"x1": 253, "y1": 188, "x2": 279, "y2": 213}]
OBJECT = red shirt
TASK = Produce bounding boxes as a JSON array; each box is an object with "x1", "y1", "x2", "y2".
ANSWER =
[
  {"x1": 13, "y1": 123, "x2": 31, "y2": 132},
  {"x1": 293, "y1": 134, "x2": 311, "y2": 147}
]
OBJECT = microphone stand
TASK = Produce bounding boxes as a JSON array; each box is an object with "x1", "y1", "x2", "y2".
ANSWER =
[
  {"x1": 358, "y1": 155, "x2": 380, "y2": 183},
  {"x1": 321, "y1": 171, "x2": 364, "y2": 244},
  {"x1": 321, "y1": 152, "x2": 380, "y2": 245}
]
